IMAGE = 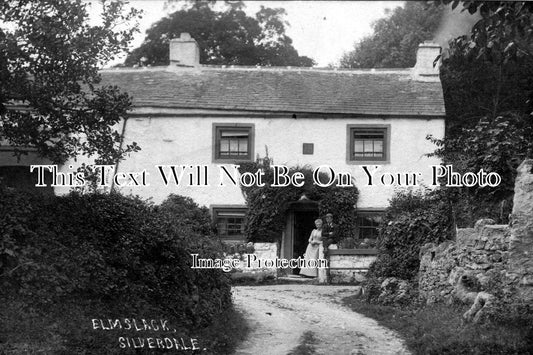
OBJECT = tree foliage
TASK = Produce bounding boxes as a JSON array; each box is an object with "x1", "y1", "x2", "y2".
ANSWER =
[
  {"x1": 431, "y1": 2, "x2": 533, "y2": 223},
  {"x1": 0, "y1": 0, "x2": 141, "y2": 164},
  {"x1": 437, "y1": 1, "x2": 533, "y2": 134},
  {"x1": 125, "y1": 1, "x2": 315, "y2": 67},
  {"x1": 436, "y1": 1, "x2": 533, "y2": 63},
  {"x1": 440, "y1": 46, "x2": 533, "y2": 135},
  {"x1": 340, "y1": 2, "x2": 445, "y2": 68}
]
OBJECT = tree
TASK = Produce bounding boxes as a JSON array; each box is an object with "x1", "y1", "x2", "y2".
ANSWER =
[
  {"x1": 124, "y1": 1, "x2": 315, "y2": 67},
  {"x1": 0, "y1": 0, "x2": 141, "y2": 164},
  {"x1": 430, "y1": 2, "x2": 533, "y2": 223},
  {"x1": 436, "y1": 1, "x2": 533, "y2": 63},
  {"x1": 340, "y1": 2, "x2": 445, "y2": 68},
  {"x1": 440, "y1": 42, "x2": 533, "y2": 135},
  {"x1": 437, "y1": 1, "x2": 533, "y2": 134}
]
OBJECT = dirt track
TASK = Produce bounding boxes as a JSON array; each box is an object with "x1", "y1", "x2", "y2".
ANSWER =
[{"x1": 232, "y1": 284, "x2": 409, "y2": 355}]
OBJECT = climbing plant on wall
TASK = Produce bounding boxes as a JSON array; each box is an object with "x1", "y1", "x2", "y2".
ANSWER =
[{"x1": 238, "y1": 157, "x2": 359, "y2": 242}]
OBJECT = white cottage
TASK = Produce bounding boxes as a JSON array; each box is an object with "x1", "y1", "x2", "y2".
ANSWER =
[{"x1": 0, "y1": 34, "x2": 445, "y2": 262}]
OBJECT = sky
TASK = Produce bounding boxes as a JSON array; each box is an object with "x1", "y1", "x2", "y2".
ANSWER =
[{"x1": 86, "y1": 0, "x2": 404, "y2": 67}]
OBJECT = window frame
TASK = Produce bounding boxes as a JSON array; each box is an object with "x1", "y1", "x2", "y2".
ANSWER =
[
  {"x1": 211, "y1": 205, "x2": 248, "y2": 242},
  {"x1": 212, "y1": 123, "x2": 254, "y2": 163},
  {"x1": 346, "y1": 124, "x2": 391, "y2": 164},
  {"x1": 355, "y1": 210, "x2": 384, "y2": 241}
]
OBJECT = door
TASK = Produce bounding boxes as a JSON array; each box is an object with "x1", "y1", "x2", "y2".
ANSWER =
[{"x1": 281, "y1": 199, "x2": 319, "y2": 274}]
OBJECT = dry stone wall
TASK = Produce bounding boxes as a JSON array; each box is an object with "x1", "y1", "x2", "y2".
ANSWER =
[
  {"x1": 419, "y1": 159, "x2": 533, "y2": 306},
  {"x1": 419, "y1": 221, "x2": 510, "y2": 303}
]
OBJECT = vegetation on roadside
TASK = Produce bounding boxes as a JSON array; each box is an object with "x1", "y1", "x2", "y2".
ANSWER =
[
  {"x1": 0, "y1": 187, "x2": 244, "y2": 354},
  {"x1": 343, "y1": 295, "x2": 533, "y2": 355},
  {"x1": 364, "y1": 189, "x2": 455, "y2": 303}
]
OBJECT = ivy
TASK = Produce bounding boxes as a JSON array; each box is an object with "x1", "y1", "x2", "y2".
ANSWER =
[{"x1": 238, "y1": 157, "x2": 359, "y2": 243}]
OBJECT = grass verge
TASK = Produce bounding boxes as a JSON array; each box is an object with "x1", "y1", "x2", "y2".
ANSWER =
[
  {"x1": 287, "y1": 331, "x2": 318, "y2": 355},
  {"x1": 342, "y1": 296, "x2": 533, "y2": 355}
]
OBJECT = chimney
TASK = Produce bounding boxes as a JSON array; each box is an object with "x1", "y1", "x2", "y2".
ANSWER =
[
  {"x1": 413, "y1": 41, "x2": 441, "y2": 81},
  {"x1": 169, "y1": 33, "x2": 200, "y2": 67}
]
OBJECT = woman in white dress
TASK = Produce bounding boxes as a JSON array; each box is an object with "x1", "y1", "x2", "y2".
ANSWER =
[{"x1": 299, "y1": 219, "x2": 323, "y2": 278}]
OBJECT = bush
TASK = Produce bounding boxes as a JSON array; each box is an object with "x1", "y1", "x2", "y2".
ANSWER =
[
  {"x1": 157, "y1": 194, "x2": 214, "y2": 236},
  {"x1": 367, "y1": 188, "x2": 455, "y2": 283},
  {"x1": 0, "y1": 186, "x2": 232, "y2": 352}
]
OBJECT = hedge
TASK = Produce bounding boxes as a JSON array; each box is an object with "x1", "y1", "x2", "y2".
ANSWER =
[{"x1": 0, "y1": 187, "x2": 231, "y2": 353}]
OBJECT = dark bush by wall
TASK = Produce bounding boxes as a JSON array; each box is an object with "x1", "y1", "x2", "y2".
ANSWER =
[
  {"x1": 0, "y1": 186, "x2": 231, "y2": 352},
  {"x1": 157, "y1": 194, "x2": 214, "y2": 237},
  {"x1": 367, "y1": 188, "x2": 455, "y2": 283}
]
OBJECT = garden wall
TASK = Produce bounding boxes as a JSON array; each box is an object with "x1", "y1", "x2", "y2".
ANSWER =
[
  {"x1": 419, "y1": 159, "x2": 533, "y2": 305},
  {"x1": 225, "y1": 242, "x2": 278, "y2": 280},
  {"x1": 329, "y1": 249, "x2": 378, "y2": 284},
  {"x1": 224, "y1": 242, "x2": 376, "y2": 283},
  {"x1": 419, "y1": 221, "x2": 510, "y2": 303}
]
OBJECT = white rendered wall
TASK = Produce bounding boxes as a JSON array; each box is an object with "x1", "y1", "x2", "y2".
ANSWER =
[{"x1": 96, "y1": 112, "x2": 444, "y2": 209}]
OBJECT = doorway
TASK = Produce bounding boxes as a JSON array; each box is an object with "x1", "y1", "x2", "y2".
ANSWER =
[
  {"x1": 281, "y1": 199, "x2": 319, "y2": 275},
  {"x1": 293, "y1": 211, "x2": 318, "y2": 259}
]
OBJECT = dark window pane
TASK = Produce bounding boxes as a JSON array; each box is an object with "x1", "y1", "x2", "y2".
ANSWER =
[
  {"x1": 357, "y1": 213, "x2": 383, "y2": 239},
  {"x1": 214, "y1": 209, "x2": 247, "y2": 240},
  {"x1": 218, "y1": 128, "x2": 250, "y2": 158},
  {"x1": 351, "y1": 128, "x2": 386, "y2": 160}
]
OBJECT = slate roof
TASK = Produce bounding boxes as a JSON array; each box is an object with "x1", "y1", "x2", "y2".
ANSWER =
[{"x1": 100, "y1": 66, "x2": 445, "y2": 117}]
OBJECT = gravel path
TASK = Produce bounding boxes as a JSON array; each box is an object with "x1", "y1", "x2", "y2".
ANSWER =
[{"x1": 232, "y1": 284, "x2": 410, "y2": 355}]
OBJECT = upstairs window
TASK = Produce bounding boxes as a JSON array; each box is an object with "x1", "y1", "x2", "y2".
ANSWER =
[
  {"x1": 213, "y1": 124, "x2": 254, "y2": 162},
  {"x1": 347, "y1": 125, "x2": 390, "y2": 163}
]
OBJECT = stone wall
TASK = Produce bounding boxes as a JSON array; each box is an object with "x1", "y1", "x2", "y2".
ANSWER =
[
  {"x1": 329, "y1": 249, "x2": 377, "y2": 284},
  {"x1": 419, "y1": 221, "x2": 510, "y2": 303},
  {"x1": 225, "y1": 242, "x2": 278, "y2": 280},
  {"x1": 419, "y1": 159, "x2": 533, "y2": 305}
]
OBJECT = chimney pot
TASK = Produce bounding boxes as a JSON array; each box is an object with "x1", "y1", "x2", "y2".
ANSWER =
[{"x1": 169, "y1": 33, "x2": 200, "y2": 67}]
